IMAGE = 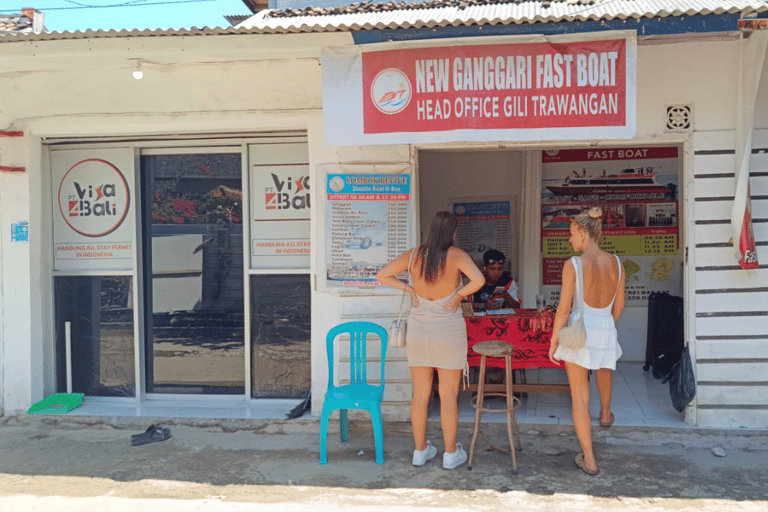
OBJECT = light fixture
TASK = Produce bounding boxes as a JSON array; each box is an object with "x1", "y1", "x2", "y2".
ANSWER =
[{"x1": 132, "y1": 60, "x2": 143, "y2": 80}]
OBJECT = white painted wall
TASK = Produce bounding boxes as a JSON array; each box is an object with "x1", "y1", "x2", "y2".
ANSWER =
[
  {"x1": 0, "y1": 135, "x2": 33, "y2": 414},
  {"x1": 691, "y1": 129, "x2": 768, "y2": 428},
  {"x1": 753, "y1": 42, "x2": 768, "y2": 129}
]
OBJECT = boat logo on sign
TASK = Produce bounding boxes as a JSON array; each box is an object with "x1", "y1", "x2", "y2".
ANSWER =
[
  {"x1": 58, "y1": 159, "x2": 130, "y2": 237},
  {"x1": 371, "y1": 68, "x2": 411, "y2": 115}
]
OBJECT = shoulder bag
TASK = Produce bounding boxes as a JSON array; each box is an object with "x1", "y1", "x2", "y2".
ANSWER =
[
  {"x1": 558, "y1": 256, "x2": 587, "y2": 351},
  {"x1": 388, "y1": 249, "x2": 415, "y2": 349}
]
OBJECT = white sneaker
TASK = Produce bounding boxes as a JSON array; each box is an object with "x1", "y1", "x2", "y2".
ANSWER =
[
  {"x1": 412, "y1": 440, "x2": 438, "y2": 466},
  {"x1": 442, "y1": 443, "x2": 468, "y2": 470}
]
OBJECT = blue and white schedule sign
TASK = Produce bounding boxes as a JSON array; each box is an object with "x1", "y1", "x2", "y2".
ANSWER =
[{"x1": 326, "y1": 173, "x2": 411, "y2": 288}]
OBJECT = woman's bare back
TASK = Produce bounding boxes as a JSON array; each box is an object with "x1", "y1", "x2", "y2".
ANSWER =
[
  {"x1": 411, "y1": 247, "x2": 465, "y2": 300},
  {"x1": 580, "y1": 250, "x2": 622, "y2": 309}
]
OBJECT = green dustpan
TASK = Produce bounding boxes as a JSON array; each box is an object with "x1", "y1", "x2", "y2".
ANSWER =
[{"x1": 27, "y1": 393, "x2": 84, "y2": 414}]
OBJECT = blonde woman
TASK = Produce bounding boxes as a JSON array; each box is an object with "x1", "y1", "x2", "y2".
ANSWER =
[
  {"x1": 377, "y1": 211, "x2": 484, "y2": 469},
  {"x1": 548, "y1": 206, "x2": 625, "y2": 476}
]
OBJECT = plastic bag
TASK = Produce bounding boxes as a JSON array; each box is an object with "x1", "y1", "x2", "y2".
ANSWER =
[{"x1": 662, "y1": 346, "x2": 696, "y2": 412}]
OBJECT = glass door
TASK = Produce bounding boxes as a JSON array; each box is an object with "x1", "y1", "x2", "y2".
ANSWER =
[{"x1": 141, "y1": 151, "x2": 245, "y2": 395}]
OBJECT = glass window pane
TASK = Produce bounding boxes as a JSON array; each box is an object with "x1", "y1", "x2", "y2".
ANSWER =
[
  {"x1": 142, "y1": 153, "x2": 245, "y2": 395},
  {"x1": 54, "y1": 276, "x2": 135, "y2": 397},
  {"x1": 251, "y1": 275, "x2": 311, "y2": 398}
]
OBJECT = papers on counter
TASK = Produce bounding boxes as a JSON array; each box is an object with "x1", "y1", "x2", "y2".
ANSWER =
[{"x1": 486, "y1": 308, "x2": 518, "y2": 315}]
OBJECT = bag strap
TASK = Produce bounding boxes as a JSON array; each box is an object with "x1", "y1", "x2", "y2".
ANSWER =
[
  {"x1": 395, "y1": 249, "x2": 416, "y2": 323},
  {"x1": 572, "y1": 256, "x2": 584, "y2": 316}
]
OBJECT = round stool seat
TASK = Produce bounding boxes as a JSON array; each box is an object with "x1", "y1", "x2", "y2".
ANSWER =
[{"x1": 473, "y1": 340, "x2": 515, "y2": 358}]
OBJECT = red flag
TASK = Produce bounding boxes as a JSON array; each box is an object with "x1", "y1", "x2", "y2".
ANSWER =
[{"x1": 738, "y1": 184, "x2": 759, "y2": 269}]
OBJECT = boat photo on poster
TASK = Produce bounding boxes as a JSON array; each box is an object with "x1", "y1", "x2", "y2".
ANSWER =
[{"x1": 540, "y1": 147, "x2": 682, "y2": 306}]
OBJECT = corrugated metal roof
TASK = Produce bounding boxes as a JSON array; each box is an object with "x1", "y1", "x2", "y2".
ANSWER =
[
  {"x1": 0, "y1": 0, "x2": 765, "y2": 42},
  {"x1": 0, "y1": 26, "x2": 254, "y2": 42},
  {"x1": 242, "y1": 0, "x2": 768, "y2": 31}
]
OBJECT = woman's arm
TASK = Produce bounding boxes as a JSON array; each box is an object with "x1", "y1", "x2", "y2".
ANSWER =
[
  {"x1": 612, "y1": 260, "x2": 626, "y2": 322},
  {"x1": 376, "y1": 249, "x2": 418, "y2": 304},
  {"x1": 548, "y1": 258, "x2": 576, "y2": 364}
]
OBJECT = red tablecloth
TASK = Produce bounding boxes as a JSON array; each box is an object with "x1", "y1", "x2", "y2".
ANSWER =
[{"x1": 465, "y1": 309, "x2": 563, "y2": 370}]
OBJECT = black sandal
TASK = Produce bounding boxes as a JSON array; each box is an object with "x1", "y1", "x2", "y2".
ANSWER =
[{"x1": 131, "y1": 425, "x2": 171, "y2": 446}]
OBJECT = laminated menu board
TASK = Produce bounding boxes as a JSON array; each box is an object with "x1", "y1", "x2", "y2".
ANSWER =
[
  {"x1": 541, "y1": 147, "x2": 682, "y2": 305},
  {"x1": 325, "y1": 172, "x2": 412, "y2": 289}
]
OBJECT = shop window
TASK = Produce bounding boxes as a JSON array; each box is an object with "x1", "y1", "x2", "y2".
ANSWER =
[
  {"x1": 54, "y1": 276, "x2": 135, "y2": 397},
  {"x1": 250, "y1": 274, "x2": 311, "y2": 398}
]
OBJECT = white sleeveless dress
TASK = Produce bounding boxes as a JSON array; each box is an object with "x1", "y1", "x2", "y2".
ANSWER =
[{"x1": 554, "y1": 255, "x2": 623, "y2": 370}]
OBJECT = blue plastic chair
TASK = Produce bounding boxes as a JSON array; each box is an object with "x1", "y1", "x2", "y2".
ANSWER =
[{"x1": 319, "y1": 321, "x2": 388, "y2": 464}]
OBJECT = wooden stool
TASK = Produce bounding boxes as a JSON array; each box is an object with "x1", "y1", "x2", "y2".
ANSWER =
[{"x1": 468, "y1": 341, "x2": 522, "y2": 473}]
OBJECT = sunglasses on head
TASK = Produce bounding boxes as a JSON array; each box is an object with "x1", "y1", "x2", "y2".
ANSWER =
[{"x1": 487, "y1": 259, "x2": 504, "y2": 265}]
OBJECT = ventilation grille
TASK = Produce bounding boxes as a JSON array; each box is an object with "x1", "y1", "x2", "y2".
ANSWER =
[{"x1": 666, "y1": 105, "x2": 693, "y2": 132}]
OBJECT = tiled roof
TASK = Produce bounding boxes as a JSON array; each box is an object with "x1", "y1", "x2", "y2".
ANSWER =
[
  {"x1": 0, "y1": 14, "x2": 34, "y2": 34},
  {"x1": 243, "y1": 0, "x2": 768, "y2": 29},
  {"x1": 225, "y1": 14, "x2": 252, "y2": 26},
  {"x1": 269, "y1": 0, "x2": 597, "y2": 19}
]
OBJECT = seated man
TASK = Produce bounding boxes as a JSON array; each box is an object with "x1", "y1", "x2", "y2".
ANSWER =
[{"x1": 472, "y1": 249, "x2": 522, "y2": 311}]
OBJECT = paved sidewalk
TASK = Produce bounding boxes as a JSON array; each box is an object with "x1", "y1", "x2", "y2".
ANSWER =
[{"x1": 1, "y1": 414, "x2": 767, "y2": 511}]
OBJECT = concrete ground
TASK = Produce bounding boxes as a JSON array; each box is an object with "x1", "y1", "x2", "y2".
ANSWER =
[{"x1": 1, "y1": 414, "x2": 767, "y2": 511}]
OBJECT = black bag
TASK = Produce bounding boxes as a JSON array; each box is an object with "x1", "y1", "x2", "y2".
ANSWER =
[
  {"x1": 662, "y1": 346, "x2": 696, "y2": 412},
  {"x1": 644, "y1": 292, "x2": 684, "y2": 379}
]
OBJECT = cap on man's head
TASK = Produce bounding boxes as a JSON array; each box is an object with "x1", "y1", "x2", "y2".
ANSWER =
[{"x1": 483, "y1": 249, "x2": 505, "y2": 266}]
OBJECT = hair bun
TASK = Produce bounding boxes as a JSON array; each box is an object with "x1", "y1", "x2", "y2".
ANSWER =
[{"x1": 588, "y1": 207, "x2": 603, "y2": 219}]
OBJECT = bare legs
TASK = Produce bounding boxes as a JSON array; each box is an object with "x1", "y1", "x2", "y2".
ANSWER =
[
  {"x1": 437, "y1": 367, "x2": 462, "y2": 453},
  {"x1": 595, "y1": 368, "x2": 613, "y2": 425},
  {"x1": 564, "y1": 362, "x2": 613, "y2": 473},
  {"x1": 410, "y1": 367, "x2": 433, "y2": 452},
  {"x1": 410, "y1": 366, "x2": 462, "y2": 453}
]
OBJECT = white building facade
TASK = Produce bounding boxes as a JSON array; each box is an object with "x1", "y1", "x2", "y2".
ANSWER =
[{"x1": 0, "y1": 1, "x2": 767, "y2": 428}]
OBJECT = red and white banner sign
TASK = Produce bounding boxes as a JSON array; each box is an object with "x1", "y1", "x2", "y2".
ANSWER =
[{"x1": 323, "y1": 32, "x2": 636, "y2": 146}]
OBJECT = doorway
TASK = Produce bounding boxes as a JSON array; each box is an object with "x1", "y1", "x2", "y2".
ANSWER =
[
  {"x1": 141, "y1": 151, "x2": 245, "y2": 395},
  {"x1": 417, "y1": 146, "x2": 687, "y2": 428}
]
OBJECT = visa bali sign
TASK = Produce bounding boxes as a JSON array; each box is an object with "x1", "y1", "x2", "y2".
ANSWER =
[
  {"x1": 322, "y1": 32, "x2": 636, "y2": 146},
  {"x1": 52, "y1": 150, "x2": 135, "y2": 271},
  {"x1": 58, "y1": 159, "x2": 130, "y2": 237}
]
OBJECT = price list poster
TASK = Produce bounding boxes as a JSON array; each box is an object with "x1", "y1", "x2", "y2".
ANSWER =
[
  {"x1": 540, "y1": 147, "x2": 682, "y2": 305},
  {"x1": 325, "y1": 173, "x2": 411, "y2": 289},
  {"x1": 450, "y1": 200, "x2": 512, "y2": 272}
]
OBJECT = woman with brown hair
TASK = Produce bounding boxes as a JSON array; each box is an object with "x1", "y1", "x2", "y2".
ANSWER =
[
  {"x1": 548, "y1": 206, "x2": 625, "y2": 476},
  {"x1": 377, "y1": 211, "x2": 484, "y2": 469}
]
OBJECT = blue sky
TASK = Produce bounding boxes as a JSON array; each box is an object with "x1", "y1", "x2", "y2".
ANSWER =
[{"x1": 1, "y1": 0, "x2": 254, "y2": 32}]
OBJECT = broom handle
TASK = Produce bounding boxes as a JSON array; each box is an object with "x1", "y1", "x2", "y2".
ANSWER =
[{"x1": 65, "y1": 321, "x2": 72, "y2": 394}]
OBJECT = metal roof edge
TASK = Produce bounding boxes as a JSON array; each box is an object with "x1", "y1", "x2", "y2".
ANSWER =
[
  {"x1": 0, "y1": 25, "x2": 285, "y2": 43},
  {"x1": 352, "y1": 12, "x2": 754, "y2": 43},
  {"x1": 1, "y1": 4, "x2": 766, "y2": 43}
]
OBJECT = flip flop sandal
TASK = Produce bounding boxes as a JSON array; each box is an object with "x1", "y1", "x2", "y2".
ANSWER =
[
  {"x1": 131, "y1": 425, "x2": 155, "y2": 442},
  {"x1": 600, "y1": 413, "x2": 615, "y2": 428},
  {"x1": 131, "y1": 425, "x2": 171, "y2": 446},
  {"x1": 575, "y1": 453, "x2": 599, "y2": 476}
]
